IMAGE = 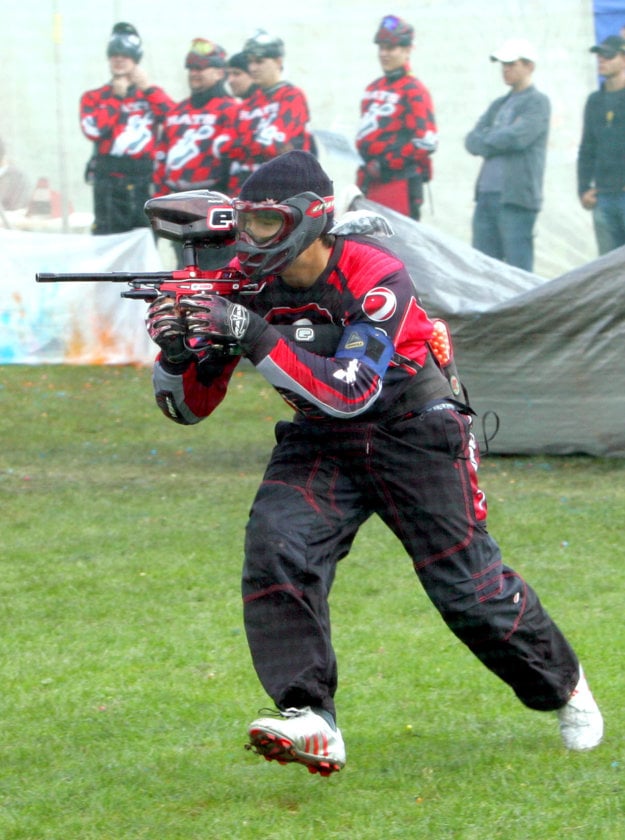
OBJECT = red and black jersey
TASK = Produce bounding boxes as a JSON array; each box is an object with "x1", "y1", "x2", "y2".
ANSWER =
[
  {"x1": 80, "y1": 83, "x2": 175, "y2": 159},
  {"x1": 153, "y1": 85, "x2": 239, "y2": 196},
  {"x1": 356, "y1": 69, "x2": 437, "y2": 181},
  {"x1": 152, "y1": 235, "x2": 452, "y2": 424},
  {"x1": 224, "y1": 81, "x2": 315, "y2": 194}
]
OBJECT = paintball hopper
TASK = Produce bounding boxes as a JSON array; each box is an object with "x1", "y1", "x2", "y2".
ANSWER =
[{"x1": 144, "y1": 190, "x2": 237, "y2": 268}]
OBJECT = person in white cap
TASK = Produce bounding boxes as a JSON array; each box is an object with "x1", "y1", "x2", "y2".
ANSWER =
[{"x1": 464, "y1": 38, "x2": 550, "y2": 272}]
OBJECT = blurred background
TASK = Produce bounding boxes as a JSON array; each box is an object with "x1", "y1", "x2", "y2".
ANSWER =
[{"x1": 1, "y1": 0, "x2": 620, "y2": 277}]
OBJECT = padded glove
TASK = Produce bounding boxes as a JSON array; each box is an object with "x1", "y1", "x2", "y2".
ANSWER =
[
  {"x1": 145, "y1": 295, "x2": 192, "y2": 364},
  {"x1": 179, "y1": 293, "x2": 267, "y2": 352}
]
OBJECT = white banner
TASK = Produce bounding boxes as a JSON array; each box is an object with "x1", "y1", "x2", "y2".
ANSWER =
[{"x1": 0, "y1": 228, "x2": 161, "y2": 365}]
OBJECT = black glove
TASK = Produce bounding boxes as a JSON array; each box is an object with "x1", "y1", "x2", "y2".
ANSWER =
[
  {"x1": 179, "y1": 293, "x2": 267, "y2": 352},
  {"x1": 145, "y1": 295, "x2": 193, "y2": 364}
]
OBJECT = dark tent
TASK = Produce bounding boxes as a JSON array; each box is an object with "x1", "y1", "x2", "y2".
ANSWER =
[{"x1": 354, "y1": 196, "x2": 625, "y2": 457}]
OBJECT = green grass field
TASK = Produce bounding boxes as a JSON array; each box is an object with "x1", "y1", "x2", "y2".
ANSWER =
[{"x1": 1, "y1": 364, "x2": 623, "y2": 839}]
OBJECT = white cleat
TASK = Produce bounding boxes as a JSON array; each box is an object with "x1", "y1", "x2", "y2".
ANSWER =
[
  {"x1": 246, "y1": 706, "x2": 346, "y2": 776},
  {"x1": 557, "y1": 666, "x2": 604, "y2": 751}
]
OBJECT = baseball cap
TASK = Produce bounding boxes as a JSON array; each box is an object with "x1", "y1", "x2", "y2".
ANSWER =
[
  {"x1": 490, "y1": 38, "x2": 538, "y2": 63},
  {"x1": 590, "y1": 35, "x2": 625, "y2": 58},
  {"x1": 185, "y1": 38, "x2": 227, "y2": 70}
]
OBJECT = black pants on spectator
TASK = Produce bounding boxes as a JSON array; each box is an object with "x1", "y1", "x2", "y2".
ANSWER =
[{"x1": 91, "y1": 155, "x2": 153, "y2": 235}]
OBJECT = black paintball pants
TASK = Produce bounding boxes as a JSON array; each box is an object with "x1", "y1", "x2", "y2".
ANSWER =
[{"x1": 242, "y1": 407, "x2": 579, "y2": 719}]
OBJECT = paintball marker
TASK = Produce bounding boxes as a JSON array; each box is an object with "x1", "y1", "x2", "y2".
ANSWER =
[
  {"x1": 36, "y1": 190, "x2": 257, "y2": 302},
  {"x1": 36, "y1": 189, "x2": 342, "y2": 357}
]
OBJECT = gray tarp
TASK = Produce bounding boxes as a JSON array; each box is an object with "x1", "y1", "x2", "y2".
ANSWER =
[{"x1": 353, "y1": 196, "x2": 625, "y2": 457}]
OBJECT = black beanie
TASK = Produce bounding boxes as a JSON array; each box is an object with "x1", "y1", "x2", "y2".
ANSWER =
[
  {"x1": 107, "y1": 22, "x2": 143, "y2": 62},
  {"x1": 228, "y1": 52, "x2": 249, "y2": 72},
  {"x1": 239, "y1": 151, "x2": 334, "y2": 230}
]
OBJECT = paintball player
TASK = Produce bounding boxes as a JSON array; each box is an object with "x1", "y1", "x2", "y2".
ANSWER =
[
  {"x1": 356, "y1": 15, "x2": 437, "y2": 220},
  {"x1": 153, "y1": 38, "x2": 238, "y2": 268},
  {"x1": 154, "y1": 39, "x2": 238, "y2": 198},
  {"x1": 145, "y1": 151, "x2": 603, "y2": 776},
  {"x1": 223, "y1": 30, "x2": 315, "y2": 194},
  {"x1": 80, "y1": 22, "x2": 174, "y2": 235}
]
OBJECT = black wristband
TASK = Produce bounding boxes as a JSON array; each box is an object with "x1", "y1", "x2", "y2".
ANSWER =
[
  {"x1": 239, "y1": 310, "x2": 270, "y2": 353},
  {"x1": 158, "y1": 353, "x2": 194, "y2": 375}
]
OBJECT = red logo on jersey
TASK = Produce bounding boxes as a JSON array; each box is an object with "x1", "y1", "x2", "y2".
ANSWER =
[{"x1": 362, "y1": 287, "x2": 397, "y2": 321}]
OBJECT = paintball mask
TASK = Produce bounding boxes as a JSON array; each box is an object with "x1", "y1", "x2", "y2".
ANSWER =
[{"x1": 233, "y1": 192, "x2": 334, "y2": 277}]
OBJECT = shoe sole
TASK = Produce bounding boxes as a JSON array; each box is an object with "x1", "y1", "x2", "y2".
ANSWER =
[{"x1": 246, "y1": 726, "x2": 343, "y2": 776}]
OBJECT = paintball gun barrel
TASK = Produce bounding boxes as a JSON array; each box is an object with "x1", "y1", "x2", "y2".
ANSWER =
[
  {"x1": 35, "y1": 268, "x2": 257, "y2": 301},
  {"x1": 35, "y1": 190, "x2": 257, "y2": 300}
]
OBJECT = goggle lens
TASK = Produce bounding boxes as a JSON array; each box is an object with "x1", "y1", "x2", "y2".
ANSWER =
[{"x1": 237, "y1": 209, "x2": 284, "y2": 244}]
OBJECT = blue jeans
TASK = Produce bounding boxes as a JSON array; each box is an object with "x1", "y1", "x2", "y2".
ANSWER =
[
  {"x1": 472, "y1": 192, "x2": 538, "y2": 272},
  {"x1": 592, "y1": 192, "x2": 625, "y2": 255}
]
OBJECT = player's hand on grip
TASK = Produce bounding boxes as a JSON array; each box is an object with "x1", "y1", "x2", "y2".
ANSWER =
[
  {"x1": 145, "y1": 295, "x2": 192, "y2": 364},
  {"x1": 180, "y1": 294, "x2": 251, "y2": 344}
]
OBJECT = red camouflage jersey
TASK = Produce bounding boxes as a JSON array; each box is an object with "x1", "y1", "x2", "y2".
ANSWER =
[
  {"x1": 80, "y1": 83, "x2": 175, "y2": 159},
  {"x1": 224, "y1": 82, "x2": 315, "y2": 194},
  {"x1": 356, "y1": 69, "x2": 437, "y2": 181},
  {"x1": 151, "y1": 235, "x2": 452, "y2": 425},
  {"x1": 153, "y1": 87, "x2": 239, "y2": 196}
]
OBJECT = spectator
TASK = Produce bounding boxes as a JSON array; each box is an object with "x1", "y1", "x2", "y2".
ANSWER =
[
  {"x1": 224, "y1": 29, "x2": 315, "y2": 194},
  {"x1": 355, "y1": 15, "x2": 437, "y2": 220},
  {"x1": 577, "y1": 35, "x2": 625, "y2": 254},
  {"x1": 226, "y1": 52, "x2": 257, "y2": 100},
  {"x1": 79, "y1": 22, "x2": 174, "y2": 235},
  {"x1": 464, "y1": 38, "x2": 550, "y2": 272},
  {"x1": 154, "y1": 39, "x2": 237, "y2": 198},
  {"x1": 152, "y1": 38, "x2": 238, "y2": 267},
  {"x1": 0, "y1": 137, "x2": 31, "y2": 212}
]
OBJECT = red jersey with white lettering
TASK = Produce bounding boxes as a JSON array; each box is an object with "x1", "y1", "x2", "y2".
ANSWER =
[
  {"x1": 224, "y1": 82, "x2": 315, "y2": 193},
  {"x1": 356, "y1": 68, "x2": 437, "y2": 181},
  {"x1": 153, "y1": 86, "x2": 239, "y2": 195},
  {"x1": 151, "y1": 235, "x2": 452, "y2": 424},
  {"x1": 80, "y1": 83, "x2": 174, "y2": 160}
]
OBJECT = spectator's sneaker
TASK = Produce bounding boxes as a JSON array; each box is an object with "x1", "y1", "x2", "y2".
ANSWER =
[
  {"x1": 557, "y1": 666, "x2": 604, "y2": 751},
  {"x1": 246, "y1": 706, "x2": 346, "y2": 776}
]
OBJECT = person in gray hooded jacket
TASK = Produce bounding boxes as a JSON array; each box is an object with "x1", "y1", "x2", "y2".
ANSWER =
[{"x1": 465, "y1": 38, "x2": 550, "y2": 272}]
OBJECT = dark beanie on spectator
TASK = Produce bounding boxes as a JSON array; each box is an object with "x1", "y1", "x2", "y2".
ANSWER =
[
  {"x1": 107, "y1": 22, "x2": 143, "y2": 62},
  {"x1": 228, "y1": 52, "x2": 249, "y2": 72}
]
